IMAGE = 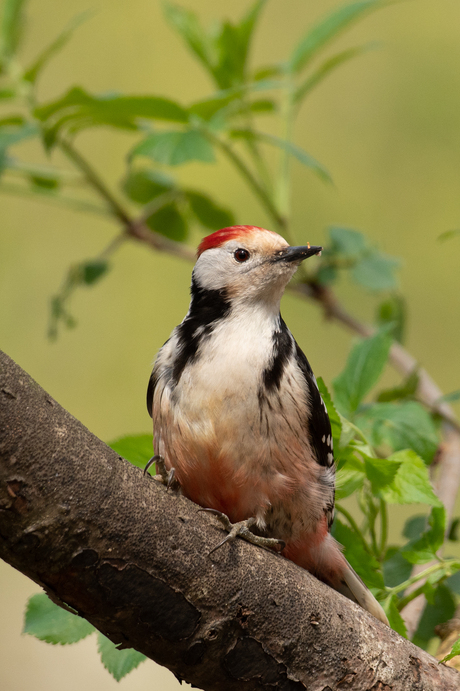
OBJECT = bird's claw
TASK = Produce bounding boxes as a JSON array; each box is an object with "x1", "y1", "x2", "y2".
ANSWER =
[
  {"x1": 144, "y1": 455, "x2": 179, "y2": 491},
  {"x1": 144, "y1": 454, "x2": 162, "y2": 477},
  {"x1": 198, "y1": 508, "x2": 285, "y2": 556}
]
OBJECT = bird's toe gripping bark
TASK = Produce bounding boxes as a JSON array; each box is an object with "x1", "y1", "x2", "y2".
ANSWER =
[
  {"x1": 144, "y1": 455, "x2": 180, "y2": 491},
  {"x1": 199, "y1": 508, "x2": 285, "y2": 556}
]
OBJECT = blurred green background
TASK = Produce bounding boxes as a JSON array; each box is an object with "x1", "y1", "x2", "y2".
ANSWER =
[{"x1": 1, "y1": 0, "x2": 460, "y2": 689}]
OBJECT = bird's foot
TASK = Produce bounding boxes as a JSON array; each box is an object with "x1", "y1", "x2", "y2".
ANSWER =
[
  {"x1": 199, "y1": 508, "x2": 285, "y2": 556},
  {"x1": 144, "y1": 455, "x2": 180, "y2": 491}
]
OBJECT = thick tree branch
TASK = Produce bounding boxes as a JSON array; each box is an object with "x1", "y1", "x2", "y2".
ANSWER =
[{"x1": 0, "y1": 350, "x2": 459, "y2": 691}]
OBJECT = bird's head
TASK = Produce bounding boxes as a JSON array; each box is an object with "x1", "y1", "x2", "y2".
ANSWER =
[{"x1": 193, "y1": 225, "x2": 322, "y2": 304}]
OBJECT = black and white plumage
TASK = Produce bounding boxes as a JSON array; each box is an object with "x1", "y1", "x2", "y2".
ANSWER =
[{"x1": 147, "y1": 225, "x2": 388, "y2": 626}]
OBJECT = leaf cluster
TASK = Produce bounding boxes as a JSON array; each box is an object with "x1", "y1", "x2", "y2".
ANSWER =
[
  {"x1": 0, "y1": 0, "x2": 396, "y2": 337},
  {"x1": 23, "y1": 594, "x2": 146, "y2": 681}
]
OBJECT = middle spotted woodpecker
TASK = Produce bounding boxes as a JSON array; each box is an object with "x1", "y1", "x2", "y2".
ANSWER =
[{"x1": 147, "y1": 224, "x2": 389, "y2": 626}]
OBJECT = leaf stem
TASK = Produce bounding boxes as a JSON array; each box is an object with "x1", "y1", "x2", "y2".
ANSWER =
[
  {"x1": 396, "y1": 583, "x2": 427, "y2": 611},
  {"x1": 0, "y1": 181, "x2": 111, "y2": 215},
  {"x1": 205, "y1": 129, "x2": 287, "y2": 232},
  {"x1": 379, "y1": 497, "x2": 388, "y2": 559},
  {"x1": 335, "y1": 503, "x2": 373, "y2": 554},
  {"x1": 59, "y1": 138, "x2": 132, "y2": 225},
  {"x1": 386, "y1": 559, "x2": 460, "y2": 598}
]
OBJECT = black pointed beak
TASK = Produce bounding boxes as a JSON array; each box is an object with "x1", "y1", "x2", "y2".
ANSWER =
[{"x1": 273, "y1": 245, "x2": 322, "y2": 263}]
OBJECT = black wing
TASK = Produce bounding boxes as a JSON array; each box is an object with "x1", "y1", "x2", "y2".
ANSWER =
[
  {"x1": 294, "y1": 342, "x2": 334, "y2": 469},
  {"x1": 146, "y1": 370, "x2": 158, "y2": 418}
]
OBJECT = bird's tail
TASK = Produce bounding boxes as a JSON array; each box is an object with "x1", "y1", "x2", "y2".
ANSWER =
[
  {"x1": 284, "y1": 533, "x2": 389, "y2": 626},
  {"x1": 335, "y1": 560, "x2": 389, "y2": 626}
]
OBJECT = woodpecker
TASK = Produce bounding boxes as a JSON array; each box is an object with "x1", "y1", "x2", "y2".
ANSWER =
[{"x1": 147, "y1": 224, "x2": 388, "y2": 626}]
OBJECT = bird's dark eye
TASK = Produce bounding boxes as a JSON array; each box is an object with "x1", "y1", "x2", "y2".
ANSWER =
[{"x1": 234, "y1": 248, "x2": 250, "y2": 263}]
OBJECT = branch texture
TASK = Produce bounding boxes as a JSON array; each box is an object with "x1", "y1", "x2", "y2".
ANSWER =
[{"x1": 0, "y1": 350, "x2": 458, "y2": 691}]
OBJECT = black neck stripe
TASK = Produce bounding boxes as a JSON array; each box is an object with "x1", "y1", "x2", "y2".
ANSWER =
[
  {"x1": 263, "y1": 316, "x2": 292, "y2": 391},
  {"x1": 172, "y1": 276, "x2": 231, "y2": 384}
]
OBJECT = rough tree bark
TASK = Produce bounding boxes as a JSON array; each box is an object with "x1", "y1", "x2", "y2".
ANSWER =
[{"x1": 0, "y1": 350, "x2": 458, "y2": 691}]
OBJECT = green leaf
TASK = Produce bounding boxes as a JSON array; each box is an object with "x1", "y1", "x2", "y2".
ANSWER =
[
  {"x1": 163, "y1": 3, "x2": 215, "y2": 81},
  {"x1": 23, "y1": 593, "x2": 95, "y2": 644},
  {"x1": 109, "y1": 434, "x2": 153, "y2": 470},
  {"x1": 337, "y1": 414, "x2": 356, "y2": 450},
  {"x1": 37, "y1": 88, "x2": 189, "y2": 124},
  {"x1": 377, "y1": 369, "x2": 419, "y2": 403},
  {"x1": 335, "y1": 466, "x2": 365, "y2": 500},
  {"x1": 0, "y1": 121, "x2": 38, "y2": 152},
  {"x1": 446, "y1": 570, "x2": 460, "y2": 595},
  {"x1": 187, "y1": 190, "x2": 234, "y2": 229},
  {"x1": 440, "y1": 636, "x2": 460, "y2": 664},
  {"x1": 232, "y1": 0, "x2": 267, "y2": 77},
  {"x1": 81, "y1": 260, "x2": 109, "y2": 285},
  {"x1": 0, "y1": 87, "x2": 16, "y2": 99},
  {"x1": 403, "y1": 515, "x2": 428, "y2": 540},
  {"x1": 376, "y1": 295, "x2": 406, "y2": 344},
  {"x1": 249, "y1": 99, "x2": 275, "y2": 113},
  {"x1": 384, "y1": 595, "x2": 407, "y2": 638},
  {"x1": 402, "y1": 506, "x2": 446, "y2": 565},
  {"x1": 0, "y1": 0, "x2": 27, "y2": 61},
  {"x1": 351, "y1": 250, "x2": 400, "y2": 291},
  {"x1": 332, "y1": 326, "x2": 392, "y2": 418},
  {"x1": 97, "y1": 633, "x2": 146, "y2": 681},
  {"x1": 413, "y1": 584, "x2": 456, "y2": 648},
  {"x1": 0, "y1": 122, "x2": 39, "y2": 173},
  {"x1": 146, "y1": 202, "x2": 188, "y2": 241},
  {"x1": 24, "y1": 12, "x2": 91, "y2": 84},
  {"x1": 252, "y1": 65, "x2": 283, "y2": 81},
  {"x1": 131, "y1": 130, "x2": 215, "y2": 166},
  {"x1": 316, "y1": 376, "x2": 342, "y2": 450},
  {"x1": 438, "y1": 229, "x2": 460, "y2": 242},
  {"x1": 316, "y1": 264, "x2": 338, "y2": 286},
  {"x1": 329, "y1": 226, "x2": 366, "y2": 257},
  {"x1": 212, "y1": 0, "x2": 267, "y2": 88},
  {"x1": 379, "y1": 450, "x2": 442, "y2": 507},
  {"x1": 436, "y1": 389, "x2": 460, "y2": 404},
  {"x1": 189, "y1": 92, "x2": 236, "y2": 121},
  {"x1": 363, "y1": 456, "x2": 401, "y2": 494},
  {"x1": 165, "y1": 0, "x2": 267, "y2": 90},
  {"x1": 30, "y1": 174, "x2": 60, "y2": 190},
  {"x1": 383, "y1": 547, "x2": 413, "y2": 588},
  {"x1": 0, "y1": 114, "x2": 24, "y2": 126},
  {"x1": 356, "y1": 401, "x2": 439, "y2": 464},
  {"x1": 294, "y1": 44, "x2": 374, "y2": 104},
  {"x1": 448, "y1": 517, "x2": 460, "y2": 542},
  {"x1": 331, "y1": 519, "x2": 384, "y2": 589},
  {"x1": 35, "y1": 87, "x2": 188, "y2": 141},
  {"x1": 122, "y1": 169, "x2": 174, "y2": 204},
  {"x1": 288, "y1": 0, "x2": 383, "y2": 74},
  {"x1": 230, "y1": 128, "x2": 331, "y2": 183}
]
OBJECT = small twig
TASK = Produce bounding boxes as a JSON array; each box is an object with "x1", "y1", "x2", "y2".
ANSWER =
[
  {"x1": 386, "y1": 560, "x2": 458, "y2": 599},
  {"x1": 0, "y1": 182, "x2": 111, "y2": 215}
]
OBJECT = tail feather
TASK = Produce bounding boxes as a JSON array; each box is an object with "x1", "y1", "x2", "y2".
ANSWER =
[{"x1": 337, "y1": 561, "x2": 389, "y2": 626}]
